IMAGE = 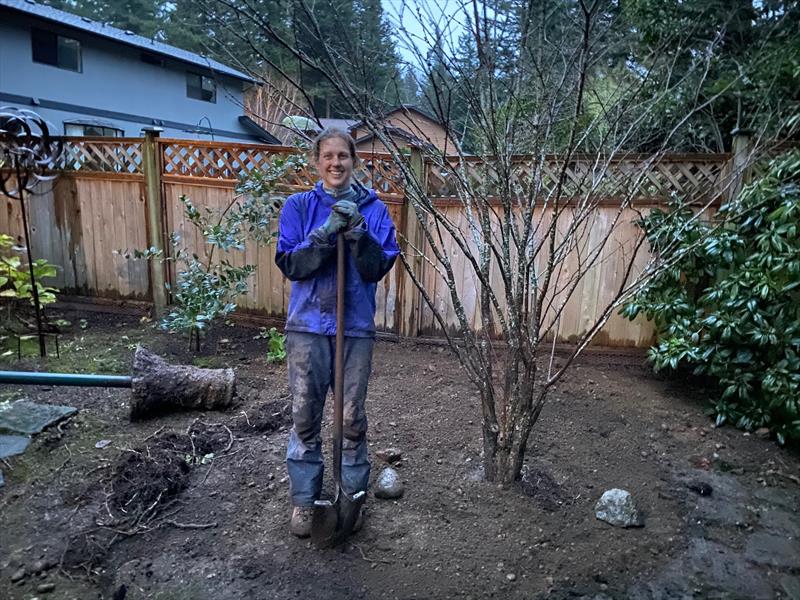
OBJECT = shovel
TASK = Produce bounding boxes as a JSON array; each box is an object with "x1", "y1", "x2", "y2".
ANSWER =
[{"x1": 311, "y1": 231, "x2": 366, "y2": 548}]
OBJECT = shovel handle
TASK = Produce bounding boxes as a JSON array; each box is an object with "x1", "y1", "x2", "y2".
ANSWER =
[{"x1": 333, "y1": 232, "x2": 345, "y2": 485}]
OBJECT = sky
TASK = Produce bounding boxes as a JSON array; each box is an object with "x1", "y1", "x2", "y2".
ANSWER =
[{"x1": 380, "y1": 0, "x2": 469, "y2": 66}]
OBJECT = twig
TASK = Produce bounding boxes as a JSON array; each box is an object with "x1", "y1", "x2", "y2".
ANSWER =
[
  {"x1": 201, "y1": 461, "x2": 215, "y2": 485},
  {"x1": 144, "y1": 426, "x2": 166, "y2": 441},
  {"x1": 765, "y1": 469, "x2": 800, "y2": 486},
  {"x1": 84, "y1": 462, "x2": 112, "y2": 478},
  {"x1": 351, "y1": 543, "x2": 392, "y2": 565},
  {"x1": 161, "y1": 520, "x2": 218, "y2": 530},
  {"x1": 240, "y1": 410, "x2": 252, "y2": 428},
  {"x1": 222, "y1": 425, "x2": 234, "y2": 453}
]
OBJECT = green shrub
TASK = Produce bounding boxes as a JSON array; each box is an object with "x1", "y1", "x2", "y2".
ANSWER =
[
  {"x1": 256, "y1": 326, "x2": 286, "y2": 363},
  {"x1": 622, "y1": 150, "x2": 800, "y2": 444},
  {"x1": 0, "y1": 233, "x2": 58, "y2": 311},
  {"x1": 122, "y1": 153, "x2": 306, "y2": 350}
]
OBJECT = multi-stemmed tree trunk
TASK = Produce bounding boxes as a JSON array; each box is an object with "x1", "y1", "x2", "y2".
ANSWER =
[{"x1": 205, "y1": 0, "x2": 782, "y2": 485}]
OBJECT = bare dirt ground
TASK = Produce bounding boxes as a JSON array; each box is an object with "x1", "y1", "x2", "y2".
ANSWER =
[{"x1": 1, "y1": 309, "x2": 799, "y2": 600}]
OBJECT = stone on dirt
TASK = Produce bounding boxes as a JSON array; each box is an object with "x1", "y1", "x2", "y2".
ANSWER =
[
  {"x1": 0, "y1": 401, "x2": 77, "y2": 435},
  {"x1": 0, "y1": 434, "x2": 31, "y2": 459},
  {"x1": 374, "y1": 467, "x2": 404, "y2": 499},
  {"x1": 10, "y1": 567, "x2": 25, "y2": 582},
  {"x1": 595, "y1": 488, "x2": 644, "y2": 528},
  {"x1": 375, "y1": 447, "x2": 402, "y2": 463},
  {"x1": 37, "y1": 582, "x2": 56, "y2": 593}
]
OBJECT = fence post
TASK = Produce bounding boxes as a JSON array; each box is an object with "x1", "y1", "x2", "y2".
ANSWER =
[
  {"x1": 141, "y1": 127, "x2": 168, "y2": 317},
  {"x1": 728, "y1": 127, "x2": 754, "y2": 200},
  {"x1": 397, "y1": 148, "x2": 427, "y2": 337}
]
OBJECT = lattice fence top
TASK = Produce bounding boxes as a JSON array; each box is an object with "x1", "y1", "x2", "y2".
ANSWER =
[
  {"x1": 55, "y1": 138, "x2": 143, "y2": 174},
  {"x1": 45, "y1": 138, "x2": 736, "y2": 203},
  {"x1": 159, "y1": 139, "x2": 405, "y2": 197},
  {"x1": 426, "y1": 154, "x2": 731, "y2": 202}
]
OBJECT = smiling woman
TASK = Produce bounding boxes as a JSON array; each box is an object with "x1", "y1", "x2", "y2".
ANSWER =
[
  {"x1": 312, "y1": 128, "x2": 358, "y2": 191},
  {"x1": 274, "y1": 127, "x2": 400, "y2": 539}
]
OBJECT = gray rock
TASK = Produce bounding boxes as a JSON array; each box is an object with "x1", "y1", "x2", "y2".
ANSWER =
[
  {"x1": 374, "y1": 467, "x2": 404, "y2": 499},
  {"x1": 595, "y1": 488, "x2": 643, "y2": 528},
  {"x1": 745, "y1": 532, "x2": 800, "y2": 568},
  {"x1": 37, "y1": 582, "x2": 56, "y2": 593},
  {"x1": 10, "y1": 567, "x2": 25, "y2": 582},
  {"x1": 375, "y1": 447, "x2": 402, "y2": 463},
  {"x1": 0, "y1": 434, "x2": 31, "y2": 459},
  {"x1": 0, "y1": 400, "x2": 77, "y2": 435}
]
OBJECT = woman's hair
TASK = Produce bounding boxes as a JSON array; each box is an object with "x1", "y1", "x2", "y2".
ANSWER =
[{"x1": 311, "y1": 127, "x2": 357, "y2": 162}]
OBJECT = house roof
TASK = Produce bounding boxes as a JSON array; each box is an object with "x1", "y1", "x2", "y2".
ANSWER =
[
  {"x1": 238, "y1": 116, "x2": 281, "y2": 144},
  {"x1": 351, "y1": 104, "x2": 444, "y2": 130},
  {"x1": 354, "y1": 126, "x2": 436, "y2": 151},
  {"x1": 0, "y1": 0, "x2": 255, "y2": 83},
  {"x1": 319, "y1": 118, "x2": 359, "y2": 132}
]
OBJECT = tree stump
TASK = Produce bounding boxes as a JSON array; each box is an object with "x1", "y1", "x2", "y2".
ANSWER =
[{"x1": 130, "y1": 346, "x2": 236, "y2": 420}]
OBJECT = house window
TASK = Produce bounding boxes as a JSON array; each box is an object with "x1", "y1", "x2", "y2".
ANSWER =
[
  {"x1": 32, "y1": 29, "x2": 82, "y2": 72},
  {"x1": 186, "y1": 73, "x2": 216, "y2": 103},
  {"x1": 64, "y1": 123, "x2": 123, "y2": 137}
]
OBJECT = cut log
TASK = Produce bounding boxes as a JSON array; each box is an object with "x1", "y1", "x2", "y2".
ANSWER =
[{"x1": 130, "y1": 346, "x2": 235, "y2": 420}]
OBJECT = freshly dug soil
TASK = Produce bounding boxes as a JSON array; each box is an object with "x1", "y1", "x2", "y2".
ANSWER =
[{"x1": 1, "y1": 311, "x2": 798, "y2": 599}]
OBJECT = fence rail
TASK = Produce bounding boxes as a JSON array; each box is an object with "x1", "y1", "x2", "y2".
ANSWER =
[{"x1": 2, "y1": 135, "x2": 757, "y2": 346}]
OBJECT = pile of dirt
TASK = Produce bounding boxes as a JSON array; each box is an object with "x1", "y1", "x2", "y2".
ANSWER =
[
  {"x1": 235, "y1": 400, "x2": 292, "y2": 433},
  {"x1": 517, "y1": 464, "x2": 568, "y2": 511}
]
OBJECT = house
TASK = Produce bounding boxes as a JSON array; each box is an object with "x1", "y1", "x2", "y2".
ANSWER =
[
  {"x1": 0, "y1": 0, "x2": 280, "y2": 143},
  {"x1": 280, "y1": 105, "x2": 456, "y2": 153},
  {"x1": 351, "y1": 105, "x2": 457, "y2": 154}
]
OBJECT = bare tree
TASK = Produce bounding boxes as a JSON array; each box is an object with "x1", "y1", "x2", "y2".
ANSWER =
[{"x1": 204, "y1": 0, "x2": 783, "y2": 484}]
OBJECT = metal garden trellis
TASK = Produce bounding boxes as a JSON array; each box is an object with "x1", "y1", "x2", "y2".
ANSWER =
[{"x1": 0, "y1": 107, "x2": 64, "y2": 357}]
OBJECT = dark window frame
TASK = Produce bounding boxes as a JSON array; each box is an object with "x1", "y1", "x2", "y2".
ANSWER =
[
  {"x1": 186, "y1": 72, "x2": 217, "y2": 103},
  {"x1": 31, "y1": 28, "x2": 82, "y2": 72},
  {"x1": 64, "y1": 123, "x2": 124, "y2": 137}
]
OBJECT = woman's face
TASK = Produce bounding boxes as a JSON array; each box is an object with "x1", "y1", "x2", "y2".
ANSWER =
[{"x1": 315, "y1": 136, "x2": 355, "y2": 191}]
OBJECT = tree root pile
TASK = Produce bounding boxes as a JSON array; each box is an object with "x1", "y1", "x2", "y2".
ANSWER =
[{"x1": 63, "y1": 422, "x2": 233, "y2": 571}]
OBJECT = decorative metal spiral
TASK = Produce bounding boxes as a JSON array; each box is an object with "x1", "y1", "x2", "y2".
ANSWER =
[{"x1": 0, "y1": 106, "x2": 63, "y2": 199}]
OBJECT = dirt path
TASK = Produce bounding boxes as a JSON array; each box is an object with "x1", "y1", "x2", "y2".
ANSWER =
[{"x1": 1, "y1": 313, "x2": 798, "y2": 599}]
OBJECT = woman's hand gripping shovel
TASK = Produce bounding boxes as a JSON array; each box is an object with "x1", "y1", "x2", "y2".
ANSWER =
[{"x1": 311, "y1": 231, "x2": 366, "y2": 548}]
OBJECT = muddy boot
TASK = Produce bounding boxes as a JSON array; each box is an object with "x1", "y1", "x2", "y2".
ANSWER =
[{"x1": 290, "y1": 506, "x2": 314, "y2": 538}]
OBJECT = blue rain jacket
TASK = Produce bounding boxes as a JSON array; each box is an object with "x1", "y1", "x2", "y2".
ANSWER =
[{"x1": 275, "y1": 182, "x2": 399, "y2": 338}]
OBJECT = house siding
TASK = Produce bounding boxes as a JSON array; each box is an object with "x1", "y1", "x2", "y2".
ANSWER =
[{"x1": 0, "y1": 9, "x2": 256, "y2": 141}]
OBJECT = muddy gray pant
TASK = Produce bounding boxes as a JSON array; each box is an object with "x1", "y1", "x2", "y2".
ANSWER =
[{"x1": 285, "y1": 331, "x2": 374, "y2": 507}]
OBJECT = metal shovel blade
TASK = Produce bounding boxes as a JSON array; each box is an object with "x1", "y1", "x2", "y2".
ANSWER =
[{"x1": 311, "y1": 489, "x2": 366, "y2": 548}]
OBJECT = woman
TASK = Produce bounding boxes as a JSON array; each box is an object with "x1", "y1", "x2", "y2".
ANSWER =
[{"x1": 275, "y1": 128, "x2": 400, "y2": 537}]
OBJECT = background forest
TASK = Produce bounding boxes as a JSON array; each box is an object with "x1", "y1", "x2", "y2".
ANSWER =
[{"x1": 40, "y1": 0, "x2": 800, "y2": 152}]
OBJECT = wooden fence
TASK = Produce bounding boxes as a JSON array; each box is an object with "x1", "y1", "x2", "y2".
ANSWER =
[{"x1": 0, "y1": 135, "x2": 740, "y2": 346}]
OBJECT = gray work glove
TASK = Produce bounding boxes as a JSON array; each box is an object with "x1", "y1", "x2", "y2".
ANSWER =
[
  {"x1": 333, "y1": 199, "x2": 365, "y2": 230},
  {"x1": 320, "y1": 208, "x2": 349, "y2": 237}
]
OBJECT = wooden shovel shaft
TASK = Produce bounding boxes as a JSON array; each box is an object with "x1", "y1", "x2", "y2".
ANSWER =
[{"x1": 333, "y1": 232, "x2": 345, "y2": 486}]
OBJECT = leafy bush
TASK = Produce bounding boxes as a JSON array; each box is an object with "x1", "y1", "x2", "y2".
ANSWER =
[
  {"x1": 256, "y1": 326, "x2": 287, "y2": 363},
  {"x1": 622, "y1": 150, "x2": 800, "y2": 444},
  {"x1": 123, "y1": 153, "x2": 306, "y2": 350},
  {"x1": 0, "y1": 233, "x2": 58, "y2": 311}
]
